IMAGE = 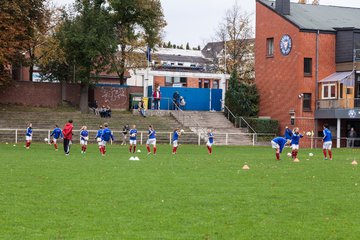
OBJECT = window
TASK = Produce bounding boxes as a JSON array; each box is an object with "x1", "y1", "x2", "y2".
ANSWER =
[
  {"x1": 339, "y1": 83, "x2": 344, "y2": 99},
  {"x1": 212, "y1": 80, "x2": 219, "y2": 89},
  {"x1": 177, "y1": 63, "x2": 184, "y2": 66},
  {"x1": 322, "y1": 84, "x2": 336, "y2": 99},
  {"x1": 303, "y1": 93, "x2": 312, "y2": 111},
  {"x1": 204, "y1": 79, "x2": 210, "y2": 88},
  {"x1": 304, "y1": 58, "x2": 312, "y2": 76},
  {"x1": 198, "y1": 79, "x2": 202, "y2": 88},
  {"x1": 165, "y1": 76, "x2": 187, "y2": 87},
  {"x1": 266, "y1": 38, "x2": 274, "y2": 57}
]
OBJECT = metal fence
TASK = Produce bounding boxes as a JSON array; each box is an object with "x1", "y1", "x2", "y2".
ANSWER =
[{"x1": 0, "y1": 128, "x2": 276, "y2": 146}]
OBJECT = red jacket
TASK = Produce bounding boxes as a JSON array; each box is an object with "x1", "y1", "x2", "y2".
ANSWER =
[
  {"x1": 62, "y1": 123, "x2": 74, "y2": 140},
  {"x1": 153, "y1": 90, "x2": 161, "y2": 99}
]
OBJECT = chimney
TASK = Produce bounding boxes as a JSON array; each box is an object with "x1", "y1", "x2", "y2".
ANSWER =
[{"x1": 276, "y1": 0, "x2": 290, "y2": 15}]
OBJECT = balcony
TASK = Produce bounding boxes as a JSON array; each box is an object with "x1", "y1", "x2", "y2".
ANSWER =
[{"x1": 317, "y1": 99, "x2": 360, "y2": 109}]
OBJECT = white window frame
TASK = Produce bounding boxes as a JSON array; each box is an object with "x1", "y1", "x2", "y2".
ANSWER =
[{"x1": 322, "y1": 83, "x2": 337, "y2": 99}]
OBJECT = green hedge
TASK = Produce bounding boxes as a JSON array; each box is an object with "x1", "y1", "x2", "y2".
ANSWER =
[{"x1": 240, "y1": 117, "x2": 279, "y2": 134}]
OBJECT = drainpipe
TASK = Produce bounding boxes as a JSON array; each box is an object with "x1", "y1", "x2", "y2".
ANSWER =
[{"x1": 314, "y1": 30, "x2": 320, "y2": 142}]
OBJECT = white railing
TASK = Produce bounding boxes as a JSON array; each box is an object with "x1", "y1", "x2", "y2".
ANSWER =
[{"x1": 0, "y1": 128, "x2": 276, "y2": 146}]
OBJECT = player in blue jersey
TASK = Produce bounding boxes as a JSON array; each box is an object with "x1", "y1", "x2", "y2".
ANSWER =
[
  {"x1": 291, "y1": 127, "x2": 303, "y2": 159},
  {"x1": 172, "y1": 128, "x2": 182, "y2": 154},
  {"x1": 80, "y1": 126, "x2": 89, "y2": 154},
  {"x1": 206, "y1": 129, "x2": 214, "y2": 154},
  {"x1": 25, "y1": 123, "x2": 33, "y2": 149},
  {"x1": 129, "y1": 124, "x2": 138, "y2": 153},
  {"x1": 322, "y1": 123, "x2": 333, "y2": 160},
  {"x1": 146, "y1": 125, "x2": 157, "y2": 155},
  {"x1": 100, "y1": 123, "x2": 114, "y2": 156},
  {"x1": 271, "y1": 136, "x2": 291, "y2": 160},
  {"x1": 284, "y1": 126, "x2": 293, "y2": 141},
  {"x1": 50, "y1": 124, "x2": 63, "y2": 151},
  {"x1": 95, "y1": 125, "x2": 103, "y2": 154}
]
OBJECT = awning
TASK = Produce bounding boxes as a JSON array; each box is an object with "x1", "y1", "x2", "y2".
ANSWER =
[{"x1": 319, "y1": 71, "x2": 354, "y2": 86}]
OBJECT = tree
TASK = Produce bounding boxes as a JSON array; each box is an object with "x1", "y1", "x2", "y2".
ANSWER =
[
  {"x1": 109, "y1": 0, "x2": 166, "y2": 85},
  {"x1": 225, "y1": 70, "x2": 259, "y2": 117},
  {"x1": 39, "y1": 0, "x2": 117, "y2": 113},
  {"x1": 213, "y1": 2, "x2": 254, "y2": 83},
  {"x1": 167, "y1": 41, "x2": 172, "y2": 48},
  {"x1": 186, "y1": 42, "x2": 190, "y2": 50},
  {"x1": 0, "y1": 0, "x2": 46, "y2": 86}
]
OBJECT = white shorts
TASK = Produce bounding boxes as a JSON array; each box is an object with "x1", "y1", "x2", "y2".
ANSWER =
[
  {"x1": 52, "y1": 138, "x2": 58, "y2": 144},
  {"x1": 147, "y1": 139, "x2": 156, "y2": 145},
  {"x1": 130, "y1": 140, "x2": 137, "y2": 145},
  {"x1": 80, "y1": 139, "x2": 88, "y2": 145},
  {"x1": 207, "y1": 141, "x2": 213, "y2": 147},
  {"x1": 173, "y1": 140, "x2": 178, "y2": 147},
  {"x1": 271, "y1": 141, "x2": 280, "y2": 149},
  {"x1": 26, "y1": 136, "x2": 32, "y2": 141},
  {"x1": 323, "y1": 141, "x2": 332, "y2": 150},
  {"x1": 291, "y1": 144, "x2": 299, "y2": 150},
  {"x1": 101, "y1": 140, "x2": 107, "y2": 146}
]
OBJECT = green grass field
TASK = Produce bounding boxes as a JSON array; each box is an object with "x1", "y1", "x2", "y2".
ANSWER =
[{"x1": 1, "y1": 143, "x2": 360, "y2": 239}]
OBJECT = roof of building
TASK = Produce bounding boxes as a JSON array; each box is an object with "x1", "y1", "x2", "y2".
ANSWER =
[
  {"x1": 202, "y1": 39, "x2": 255, "y2": 59},
  {"x1": 154, "y1": 54, "x2": 210, "y2": 64},
  {"x1": 258, "y1": 0, "x2": 360, "y2": 32}
]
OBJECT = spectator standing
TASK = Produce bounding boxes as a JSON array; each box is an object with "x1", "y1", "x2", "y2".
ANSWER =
[
  {"x1": 62, "y1": 120, "x2": 74, "y2": 156},
  {"x1": 348, "y1": 127, "x2": 357, "y2": 148},
  {"x1": 138, "y1": 99, "x2": 146, "y2": 117},
  {"x1": 153, "y1": 86, "x2": 161, "y2": 110},
  {"x1": 173, "y1": 91, "x2": 180, "y2": 110},
  {"x1": 121, "y1": 124, "x2": 130, "y2": 145},
  {"x1": 179, "y1": 96, "x2": 186, "y2": 110}
]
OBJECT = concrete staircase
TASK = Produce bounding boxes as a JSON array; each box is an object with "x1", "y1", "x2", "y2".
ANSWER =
[{"x1": 170, "y1": 111, "x2": 254, "y2": 145}]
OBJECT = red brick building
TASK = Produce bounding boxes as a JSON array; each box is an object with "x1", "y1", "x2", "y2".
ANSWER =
[{"x1": 256, "y1": 0, "x2": 360, "y2": 147}]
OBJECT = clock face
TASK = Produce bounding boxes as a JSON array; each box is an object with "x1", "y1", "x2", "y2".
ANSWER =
[{"x1": 280, "y1": 34, "x2": 292, "y2": 56}]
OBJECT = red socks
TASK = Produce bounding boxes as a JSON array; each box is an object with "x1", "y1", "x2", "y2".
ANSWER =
[
  {"x1": 207, "y1": 146, "x2": 212, "y2": 154},
  {"x1": 133, "y1": 146, "x2": 136, "y2": 153},
  {"x1": 147, "y1": 146, "x2": 151, "y2": 153},
  {"x1": 154, "y1": 147, "x2": 157, "y2": 154},
  {"x1": 276, "y1": 153, "x2": 280, "y2": 160},
  {"x1": 129, "y1": 146, "x2": 132, "y2": 153},
  {"x1": 54, "y1": 144, "x2": 58, "y2": 150},
  {"x1": 173, "y1": 147, "x2": 177, "y2": 153},
  {"x1": 81, "y1": 146, "x2": 86, "y2": 152},
  {"x1": 26, "y1": 141, "x2": 31, "y2": 148},
  {"x1": 323, "y1": 149, "x2": 327, "y2": 158},
  {"x1": 328, "y1": 150, "x2": 332, "y2": 159},
  {"x1": 99, "y1": 147, "x2": 102, "y2": 153}
]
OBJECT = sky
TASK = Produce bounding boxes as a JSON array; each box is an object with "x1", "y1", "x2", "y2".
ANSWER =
[{"x1": 53, "y1": 0, "x2": 360, "y2": 47}]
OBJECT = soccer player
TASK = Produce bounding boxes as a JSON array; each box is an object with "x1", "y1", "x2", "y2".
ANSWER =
[
  {"x1": 271, "y1": 136, "x2": 291, "y2": 160},
  {"x1": 95, "y1": 125, "x2": 103, "y2": 154},
  {"x1": 291, "y1": 127, "x2": 303, "y2": 159},
  {"x1": 62, "y1": 120, "x2": 74, "y2": 156},
  {"x1": 172, "y1": 128, "x2": 182, "y2": 154},
  {"x1": 206, "y1": 129, "x2": 214, "y2": 154},
  {"x1": 80, "y1": 126, "x2": 89, "y2": 154},
  {"x1": 100, "y1": 123, "x2": 114, "y2": 156},
  {"x1": 129, "y1": 124, "x2": 137, "y2": 154},
  {"x1": 284, "y1": 126, "x2": 293, "y2": 141},
  {"x1": 146, "y1": 125, "x2": 156, "y2": 155},
  {"x1": 322, "y1": 123, "x2": 333, "y2": 160},
  {"x1": 25, "y1": 123, "x2": 33, "y2": 149},
  {"x1": 50, "y1": 124, "x2": 63, "y2": 151}
]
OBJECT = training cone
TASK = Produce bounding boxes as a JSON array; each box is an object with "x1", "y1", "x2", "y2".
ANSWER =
[
  {"x1": 352, "y1": 160, "x2": 358, "y2": 165},
  {"x1": 134, "y1": 156, "x2": 140, "y2": 161},
  {"x1": 137, "y1": 149, "x2": 141, "y2": 153},
  {"x1": 242, "y1": 165, "x2": 250, "y2": 170},
  {"x1": 293, "y1": 158, "x2": 300, "y2": 163},
  {"x1": 129, "y1": 157, "x2": 135, "y2": 161}
]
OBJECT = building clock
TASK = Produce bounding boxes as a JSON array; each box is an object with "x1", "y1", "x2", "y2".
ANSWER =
[{"x1": 280, "y1": 34, "x2": 292, "y2": 56}]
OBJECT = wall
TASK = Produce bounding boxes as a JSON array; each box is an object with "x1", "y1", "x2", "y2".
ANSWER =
[{"x1": 0, "y1": 81, "x2": 142, "y2": 110}]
